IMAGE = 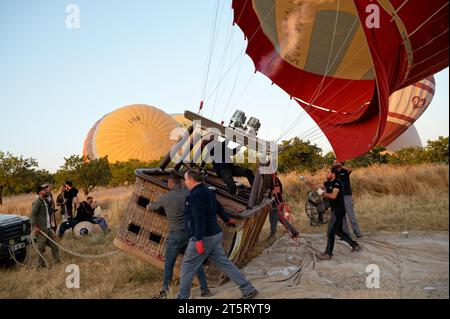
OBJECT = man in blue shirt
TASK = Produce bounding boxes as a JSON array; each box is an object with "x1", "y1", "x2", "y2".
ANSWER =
[
  {"x1": 147, "y1": 174, "x2": 210, "y2": 299},
  {"x1": 177, "y1": 169, "x2": 257, "y2": 299}
]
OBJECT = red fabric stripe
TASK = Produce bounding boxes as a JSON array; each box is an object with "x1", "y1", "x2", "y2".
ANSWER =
[
  {"x1": 412, "y1": 82, "x2": 435, "y2": 95},
  {"x1": 378, "y1": 122, "x2": 409, "y2": 147},
  {"x1": 387, "y1": 112, "x2": 416, "y2": 123}
]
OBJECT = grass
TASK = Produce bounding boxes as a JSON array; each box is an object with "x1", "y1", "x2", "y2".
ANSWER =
[{"x1": 0, "y1": 163, "x2": 448, "y2": 298}]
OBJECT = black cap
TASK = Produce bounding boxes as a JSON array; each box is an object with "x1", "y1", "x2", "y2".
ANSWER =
[
  {"x1": 330, "y1": 167, "x2": 339, "y2": 175},
  {"x1": 36, "y1": 185, "x2": 47, "y2": 194}
]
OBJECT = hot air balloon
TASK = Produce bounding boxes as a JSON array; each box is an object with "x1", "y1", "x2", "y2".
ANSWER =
[
  {"x1": 83, "y1": 104, "x2": 179, "y2": 163},
  {"x1": 172, "y1": 113, "x2": 192, "y2": 129},
  {"x1": 379, "y1": 75, "x2": 435, "y2": 147},
  {"x1": 386, "y1": 124, "x2": 422, "y2": 152},
  {"x1": 231, "y1": 0, "x2": 448, "y2": 160}
]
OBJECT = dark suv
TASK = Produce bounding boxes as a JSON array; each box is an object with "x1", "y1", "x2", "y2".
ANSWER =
[{"x1": 0, "y1": 214, "x2": 31, "y2": 264}]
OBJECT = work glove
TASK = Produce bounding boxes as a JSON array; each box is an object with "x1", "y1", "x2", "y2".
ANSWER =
[
  {"x1": 226, "y1": 219, "x2": 237, "y2": 227},
  {"x1": 33, "y1": 225, "x2": 41, "y2": 234},
  {"x1": 195, "y1": 240, "x2": 205, "y2": 255},
  {"x1": 317, "y1": 188, "x2": 325, "y2": 196}
]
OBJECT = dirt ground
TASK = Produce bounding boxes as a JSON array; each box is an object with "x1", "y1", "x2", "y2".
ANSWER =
[{"x1": 196, "y1": 231, "x2": 449, "y2": 299}]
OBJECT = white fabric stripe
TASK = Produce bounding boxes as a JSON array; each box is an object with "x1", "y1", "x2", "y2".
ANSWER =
[
  {"x1": 387, "y1": 116, "x2": 412, "y2": 127},
  {"x1": 420, "y1": 79, "x2": 435, "y2": 90}
]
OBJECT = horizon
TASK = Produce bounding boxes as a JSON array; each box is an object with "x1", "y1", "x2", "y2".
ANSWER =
[{"x1": 0, "y1": 0, "x2": 448, "y2": 173}]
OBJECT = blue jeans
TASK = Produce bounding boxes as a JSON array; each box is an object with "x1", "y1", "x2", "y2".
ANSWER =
[
  {"x1": 90, "y1": 216, "x2": 108, "y2": 231},
  {"x1": 58, "y1": 218, "x2": 79, "y2": 238},
  {"x1": 177, "y1": 232, "x2": 255, "y2": 299},
  {"x1": 163, "y1": 230, "x2": 208, "y2": 293},
  {"x1": 342, "y1": 195, "x2": 362, "y2": 237}
]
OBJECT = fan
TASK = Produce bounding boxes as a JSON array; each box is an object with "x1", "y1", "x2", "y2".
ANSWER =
[{"x1": 305, "y1": 191, "x2": 332, "y2": 226}]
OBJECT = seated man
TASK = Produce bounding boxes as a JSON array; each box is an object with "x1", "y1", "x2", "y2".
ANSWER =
[
  {"x1": 58, "y1": 196, "x2": 108, "y2": 238},
  {"x1": 207, "y1": 137, "x2": 254, "y2": 196}
]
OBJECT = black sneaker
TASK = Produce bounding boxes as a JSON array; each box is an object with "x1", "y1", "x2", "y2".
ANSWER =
[
  {"x1": 153, "y1": 289, "x2": 167, "y2": 299},
  {"x1": 351, "y1": 245, "x2": 361, "y2": 252},
  {"x1": 241, "y1": 289, "x2": 258, "y2": 299},
  {"x1": 201, "y1": 288, "x2": 212, "y2": 297}
]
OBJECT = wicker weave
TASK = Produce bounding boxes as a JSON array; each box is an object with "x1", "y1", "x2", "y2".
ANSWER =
[{"x1": 114, "y1": 169, "x2": 271, "y2": 287}]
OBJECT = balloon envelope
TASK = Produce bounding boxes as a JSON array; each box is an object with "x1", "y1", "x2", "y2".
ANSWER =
[
  {"x1": 172, "y1": 113, "x2": 192, "y2": 129},
  {"x1": 232, "y1": 0, "x2": 448, "y2": 160},
  {"x1": 386, "y1": 124, "x2": 422, "y2": 152},
  {"x1": 83, "y1": 104, "x2": 179, "y2": 163},
  {"x1": 379, "y1": 76, "x2": 435, "y2": 147}
]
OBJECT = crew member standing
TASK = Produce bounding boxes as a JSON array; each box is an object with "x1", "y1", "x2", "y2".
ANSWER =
[
  {"x1": 332, "y1": 159, "x2": 362, "y2": 238},
  {"x1": 305, "y1": 167, "x2": 360, "y2": 260},
  {"x1": 147, "y1": 174, "x2": 211, "y2": 299},
  {"x1": 177, "y1": 169, "x2": 257, "y2": 299},
  {"x1": 30, "y1": 185, "x2": 60, "y2": 267},
  {"x1": 64, "y1": 181, "x2": 78, "y2": 219}
]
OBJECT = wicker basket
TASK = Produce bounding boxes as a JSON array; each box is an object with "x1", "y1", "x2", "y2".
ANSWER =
[{"x1": 113, "y1": 168, "x2": 271, "y2": 287}]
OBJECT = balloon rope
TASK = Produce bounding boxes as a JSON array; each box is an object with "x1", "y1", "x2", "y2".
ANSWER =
[
  {"x1": 405, "y1": 2, "x2": 448, "y2": 40},
  {"x1": 199, "y1": 0, "x2": 221, "y2": 114},
  {"x1": 203, "y1": 4, "x2": 275, "y2": 104}
]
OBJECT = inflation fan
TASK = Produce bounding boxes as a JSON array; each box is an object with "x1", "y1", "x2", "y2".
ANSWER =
[{"x1": 305, "y1": 191, "x2": 332, "y2": 227}]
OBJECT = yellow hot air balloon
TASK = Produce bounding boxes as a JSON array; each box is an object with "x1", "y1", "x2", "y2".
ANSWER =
[
  {"x1": 171, "y1": 113, "x2": 192, "y2": 129},
  {"x1": 83, "y1": 104, "x2": 179, "y2": 163}
]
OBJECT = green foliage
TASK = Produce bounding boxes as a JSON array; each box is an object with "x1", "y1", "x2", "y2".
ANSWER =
[
  {"x1": 423, "y1": 136, "x2": 449, "y2": 164},
  {"x1": 109, "y1": 159, "x2": 160, "y2": 187},
  {"x1": 277, "y1": 137, "x2": 325, "y2": 173},
  {"x1": 348, "y1": 146, "x2": 390, "y2": 167},
  {"x1": 387, "y1": 136, "x2": 449, "y2": 166},
  {"x1": 0, "y1": 151, "x2": 46, "y2": 203},
  {"x1": 323, "y1": 151, "x2": 336, "y2": 166},
  {"x1": 54, "y1": 155, "x2": 112, "y2": 195},
  {"x1": 387, "y1": 147, "x2": 427, "y2": 165}
]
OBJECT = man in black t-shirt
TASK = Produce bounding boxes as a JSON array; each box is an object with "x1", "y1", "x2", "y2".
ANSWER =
[
  {"x1": 305, "y1": 167, "x2": 360, "y2": 260},
  {"x1": 333, "y1": 159, "x2": 362, "y2": 238},
  {"x1": 64, "y1": 181, "x2": 79, "y2": 219}
]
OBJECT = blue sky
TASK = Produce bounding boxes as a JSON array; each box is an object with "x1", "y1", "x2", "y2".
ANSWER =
[{"x1": 0, "y1": 0, "x2": 448, "y2": 172}]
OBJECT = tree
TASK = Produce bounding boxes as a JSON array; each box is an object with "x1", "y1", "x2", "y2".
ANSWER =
[
  {"x1": 277, "y1": 138, "x2": 325, "y2": 173},
  {"x1": 323, "y1": 151, "x2": 336, "y2": 166},
  {"x1": 0, "y1": 151, "x2": 39, "y2": 204},
  {"x1": 55, "y1": 155, "x2": 112, "y2": 195},
  {"x1": 109, "y1": 159, "x2": 160, "y2": 187},
  {"x1": 348, "y1": 146, "x2": 390, "y2": 167},
  {"x1": 388, "y1": 147, "x2": 427, "y2": 165},
  {"x1": 424, "y1": 136, "x2": 449, "y2": 164}
]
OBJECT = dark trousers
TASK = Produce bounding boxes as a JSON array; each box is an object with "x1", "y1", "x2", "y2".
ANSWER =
[
  {"x1": 326, "y1": 212, "x2": 358, "y2": 256},
  {"x1": 269, "y1": 206, "x2": 279, "y2": 236},
  {"x1": 58, "y1": 218, "x2": 79, "y2": 238},
  {"x1": 218, "y1": 166, "x2": 255, "y2": 195},
  {"x1": 163, "y1": 230, "x2": 208, "y2": 293}
]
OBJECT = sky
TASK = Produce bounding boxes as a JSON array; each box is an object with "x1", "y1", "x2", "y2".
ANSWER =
[{"x1": 0, "y1": 0, "x2": 448, "y2": 172}]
